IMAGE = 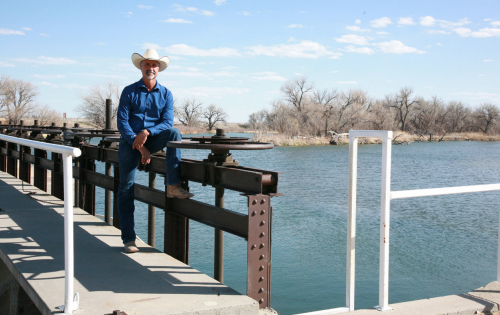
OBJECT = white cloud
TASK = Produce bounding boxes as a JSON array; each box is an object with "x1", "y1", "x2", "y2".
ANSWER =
[
  {"x1": 0, "y1": 28, "x2": 25, "y2": 35},
  {"x1": 21, "y1": 27, "x2": 33, "y2": 31},
  {"x1": 398, "y1": 17, "x2": 416, "y2": 25},
  {"x1": 163, "y1": 18, "x2": 193, "y2": 24},
  {"x1": 76, "y1": 73, "x2": 125, "y2": 79},
  {"x1": 175, "y1": 86, "x2": 249, "y2": 98},
  {"x1": 454, "y1": 27, "x2": 500, "y2": 38},
  {"x1": 336, "y1": 81, "x2": 357, "y2": 84},
  {"x1": 478, "y1": 74, "x2": 485, "y2": 77},
  {"x1": 355, "y1": 19, "x2": 361, "y2": 24},
  {"x1": 375, "y1": 40, "x2": 425, "y2": 54},
  {"x1": 370, "y1": 17, "x2": 392, "y2": 28},
  {"x1": 246, "y1": 40, "x2": 339, "y2": 59},
  {"x1": 484, "y1": 59, "x2": 494, "y2": 62},
  {"x1": 451, "y1": 91, "x2": 500, "y2": 102},
  {"x1": 426, "y1": 30, "x2": 451, "y2": 34},
  {"x1": 140, "y1": 42, "x2": 163, "y2": 50},
  {"x1": 222, "y1": 66, "x2": 237, "y2": 70},
  {"x1": 13, "y1": 56, "x2": 77, "y2": 65},
  {"x1": 31, "y1": 74, "x2": 66, "y2": 79},
  {"x1": 40, "y1": 33, "x2": 49, "y2": 36},
  {"x1": 345, "y1": 25, "x2": 370, "y2": 32},
  {"x1": 0, "y1": 61, "x2": 15, "y2": 67},
  {"x1": 386, "y1": 80, "x2": 394, "y2": 82},
  {"x1": 165, "y1": 44, "x2": 240, "y2": 57},
  {"x1": 287, "y1": 24, "x2": 303, "y2": 28},
  {"x1": 137, "y1": 5, "x2": 153, "y2": 9},
  {"x1": 420, "y1": 16, "x2": 436, "y2": 26},
  {"x1": 201, "y1": 10, "x2": 215, "y2": 16},
  {"x1": 242, "y1": 11, "x2": 250, "y2": 16},
  {"x1": 423, "y1": 86, "x2": 433, "y2": 89},
  {"x1": 491, "y1": 21, "x2": 500, "y2": 26},
  {"x1": 214, "y1": 0, "x2": 226, "y2": 5},
  {"x1": 377, "y1": 31, "x2": 389, "y2": 35},
  {"x1": 331, "y1": 70, "x2": 338, "y2": 73},
  {"x1": 287, "y1": 37, "x2": 298, "y2": 42},
  {"x1": 342, "y1": 45, "x2": 375, "y2": 55},
  {"x1": 334, "y1": 34, "x2": 369, "y2": 45},
  {"x1": 94, "y1": 42, "x2": 106, "y2": 45},
  {"x1": 251, "y1": 71, "x2": 287, "y2": 81},
  {"x1": 437, "y1": 43, "x2": 443, "y2": 46}
]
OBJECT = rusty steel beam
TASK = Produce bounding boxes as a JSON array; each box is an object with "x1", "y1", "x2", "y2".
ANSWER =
[
  {"x1": 33, "y1": 149, "x2": 47, "y2": 192},
  {"x1": 51, "y1": 153, "x2": 64, "y2": 200},
  {"x1": 6, "y1": 142, "x2": 17, "y2": 177},
  {"x1": 247, "y1": 194, "x2": 272, "y2": 309},
  {"x1": 19, "y1": 146, "x2": 31, "y2": 183}
]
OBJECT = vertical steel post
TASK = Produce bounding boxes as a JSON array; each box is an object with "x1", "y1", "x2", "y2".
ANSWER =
[
  {"x1": 105, "y1": 99, "x2": 112, "y2": 130},
  {"x1": 214, "y1": 187, "x2": 224, "y2": 283},
  {"x1": 164, "y1": 180, "x2": 189, "y2": 264},
  {"x1": 34, "y1": 148, "x2": 47, "y2": 192},
  {"x1": 347, "y1": 134, "x2": 358, "y2": 311},
  {"x1": 74, "y1": 159, "x2": 80, "y2": 207},
  {"x1": 52, "y1": 153, "x2": 65, "y2": 200},
  {"x1": 104, "y1": 162, "x2": 112, "y2": 224},
  {"x1": 0, "y1": 138, "x2": 6, "y2": 172},
  {"x1": 6, "y1": 142, "x2": 17, "y2": 177},
  {"x1": 148, "y1": 172, "x2": 156, "y2": 247},
  {"x1": 247, "y1": 194, "x2": 272, "y2": 309},
  {"x1": 19, "y1": 145, "x2": 31, "y2": 183},
  {"x1": 376, "y1": 132, "x2": 393, "y2": 311},
  {"x1": 113, "y1": 165, "x2": 120, "y2": 229}
]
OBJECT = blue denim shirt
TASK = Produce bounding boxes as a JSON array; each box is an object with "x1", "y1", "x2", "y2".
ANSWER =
[{"x1": 117, "y1": 79, "x2": 174, "y2": 145}]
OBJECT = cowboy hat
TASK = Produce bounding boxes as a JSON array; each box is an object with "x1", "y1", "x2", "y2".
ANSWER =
[{"x1": 131, "y1": 49, "x2": 170, "y2": 72}]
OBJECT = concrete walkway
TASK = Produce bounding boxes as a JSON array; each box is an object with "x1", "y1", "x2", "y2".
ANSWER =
[{"x1": 0, "y1": 171, "x2": 258, "y2": 315}]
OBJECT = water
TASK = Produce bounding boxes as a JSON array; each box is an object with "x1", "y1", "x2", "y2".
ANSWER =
[{"x1": 92, "y1": 138, "x2": 500, "y2": 314}]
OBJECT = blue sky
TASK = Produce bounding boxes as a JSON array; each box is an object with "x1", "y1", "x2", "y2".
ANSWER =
[{"x1": 0, "y1": 0, "x2": 499, "y2": 122}]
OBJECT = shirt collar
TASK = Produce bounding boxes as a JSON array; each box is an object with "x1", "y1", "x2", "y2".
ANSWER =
[{"x1": 138, "y1": 78, "x2": 161, "y2": 91}]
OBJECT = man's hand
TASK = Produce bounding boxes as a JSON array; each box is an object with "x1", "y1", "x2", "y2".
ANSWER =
[
  {"x1": 138, "y1": 146, "x2": 151, "y2": 165},
  {"x1": 132, "y1": 129, "x2": 150, "y2": 150}
]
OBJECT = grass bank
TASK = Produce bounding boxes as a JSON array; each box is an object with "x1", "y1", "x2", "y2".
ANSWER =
[{"x1": 251, "y1": 131, "x2": 500, "y2": 146}]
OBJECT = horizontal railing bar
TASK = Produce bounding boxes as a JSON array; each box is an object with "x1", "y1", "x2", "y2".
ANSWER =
[
  {"x1": 0, "y1": 134, "x2": 80, "y2": 157},
  {"x1": 295, "y1": 307, "x2": 350, "y2": 315},
  {"x1": 391, "y1": 183, "x2": 500, "y2": 200},
  {"x1": 349, "y1": 130, "x2": 393, "y2": 139}
]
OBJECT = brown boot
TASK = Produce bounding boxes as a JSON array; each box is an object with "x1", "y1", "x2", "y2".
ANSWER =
[{"x1": 167, "y1": 185, "x2": 194, "y2": 199}]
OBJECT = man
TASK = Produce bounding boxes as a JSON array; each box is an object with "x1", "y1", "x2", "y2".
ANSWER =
[{"x1": 117, "y1": 48, "x2": 194, "y2": 253}]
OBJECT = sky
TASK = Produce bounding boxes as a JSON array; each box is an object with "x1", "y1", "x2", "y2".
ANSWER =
[{"x1": 0, "y1": 0, "x2": 499, "y2": 123}]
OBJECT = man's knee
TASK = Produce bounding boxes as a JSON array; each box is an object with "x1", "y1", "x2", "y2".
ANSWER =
[{"x1": 159, "y1": 128, "x2": 181, "y2": 141}]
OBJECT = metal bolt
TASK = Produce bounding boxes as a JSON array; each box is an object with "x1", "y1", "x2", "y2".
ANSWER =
[
  {"x1": 260, "y1": 199, "x2": 265, "y2": 204},
  {"x1": 260, "y1": 232, "x2": 265, "y2": 237},
  {"x1": 259, "y1": 298, "x2": 264, "y2": 304},
  {"x1": 260, "y1": 243, "x2": 265, "y2": 248},
  {"x1": 261, "y1": 210, "x2": 266, "y2": 215},
  {"x1": 251, "y1": 244, "x2": 256, "y2": 249},
  {"x1": 259, "y1": 265, "x2": 265, "y2": 271},
  {"x1": 259, "y1": 288, "x2": 264, "y2": 293},
  {"x1": 251, "y1": 210, "x2": 257, "y2": 216},
  {"x1": 260, "y1": 221, "x2": 265, "y2": 226},
  {"x1": 259, "y1": 276, "x2": 264, "y2": 281},
  {"x1": 252, "y1": 200, "x2": 257, "y2": 205},
  {"x1": 259, "y1": 254, "x2": 265, "y2": 260}
]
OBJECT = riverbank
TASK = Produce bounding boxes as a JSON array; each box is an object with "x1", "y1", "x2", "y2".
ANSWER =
[{"x1": 251, "y1": 131, "x2": 500, "y2": 146}]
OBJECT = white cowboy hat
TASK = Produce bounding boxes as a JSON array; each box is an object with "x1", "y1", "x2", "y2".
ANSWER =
[{"x1": 131, "y1": 49, "x2": 170, "y2": 72}]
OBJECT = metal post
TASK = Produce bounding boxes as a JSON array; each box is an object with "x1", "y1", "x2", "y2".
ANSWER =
[
  {"x1": 19, "y1": 145, "x2": 31, "y2": 183},
  {"x1": 105, "y1": 162, "x2": 112, "y2": 224},
  {"x1": 376, "y1": 132, "x2": 393, "y2": 311},
  {"x1": 6, "y1": 142, "x2": 17, "y2": 177},
  {"x1": 214, "y1": 187, "x2": 224, "y2": 283},
  {"x1": 347, "y1": 135, "x2": 358, "y2": 311},
  {"x1": 105, "y1": 99, "x2": 112, "y2": 130},
  {"x1": 52, "y1": 153, "x2": 65, "y2": 200},
  {"x1": 34, "y1": 148, "x2": 47, "y2": 192},
  {"x1": 74, "y1": 159, "x2": 80, "y2": 207},
  {"x1": 113, "y1": 165, "x2": 120, "y2": 229},
  {"x1": 148, "y1": 172, "x2": 156, "y2": 247}
]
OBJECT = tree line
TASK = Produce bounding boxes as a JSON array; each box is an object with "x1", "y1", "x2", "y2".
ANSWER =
[
  {"x1": 248, "y1": 77, "x2": 500, "y2": 138},
  {"x1": 0, "y1": 77, "x2": 228, "y2": 131}
]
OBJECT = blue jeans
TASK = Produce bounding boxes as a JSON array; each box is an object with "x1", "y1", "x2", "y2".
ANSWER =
[{"x1": 117, "y1": 128, "x2": 182, "y2": 244}]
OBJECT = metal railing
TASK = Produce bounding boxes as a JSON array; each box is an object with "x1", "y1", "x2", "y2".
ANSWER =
[
  {"x1": 0, "y1": 134, "x2": 81, "y2": 314},
  {"x1": 298, "y1": 130, "x2": 500, "y2": 315}
]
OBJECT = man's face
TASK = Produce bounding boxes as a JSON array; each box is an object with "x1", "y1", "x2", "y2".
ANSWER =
[{"x1": 141, "y1": 60, "x2": 160, "y2": 80}]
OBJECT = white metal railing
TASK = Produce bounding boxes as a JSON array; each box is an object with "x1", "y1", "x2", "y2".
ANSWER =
[
  {"x1": 0, "y1": 134, "x2": 81, "y2": 314},
  {"x1": 296, "y1": 130, "x2": 500, "y2": 315}
]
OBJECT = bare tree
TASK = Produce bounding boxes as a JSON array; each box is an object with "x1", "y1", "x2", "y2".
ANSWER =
[
  {"x1": 366, "y1": 99, "x2": 393, "y2": 130},
  {"x1": 330, "y1": 89, "x2": 369, "y2": 133},
  {"x1": 444, "y1": 101, "x2": 472, "y2": 133},
  {"x1": 385, "y1": 87, "x2": 419, "y2": 131},
  {"x1": 4, "y1": 78, "x2": 39, "y2": 125},
  {"x1": 202, "y1": 104, "x2": 227, "y2": 131},
  {"x1": 313, "y1": 88, "x2": 338, "y2": 136},
  {"x1": 174, "y1": 98, "x2": 202, "y2": 127},
  {"x1": 0, "y1": 75, "x2": 10, "y2": 116},
  {"x1": 280, "y1": 77, "x2": 314, "y2": 112},
  {"x1": 474, "y1": 103, "x2": 500, "y2": 134},
  {"x1": 31, "y1": 104, "x2": 62, "y2": 126},
  {"x1": 76, "y1": 81, "x2": 121, "y2": 128}
]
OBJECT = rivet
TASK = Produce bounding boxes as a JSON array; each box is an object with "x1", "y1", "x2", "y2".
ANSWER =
[
  {"x1": 259, "y1": 298, "x2": 264, "y2": 304},
  {"x1": 260, "y1": 199, "x2": 265, "y2": 204},
  {"x1": 260, "y1": 243, "x2": 265, "y2": 248},
  {"x1": 259, "y1": 288, "x2": 264, "y2": 293},
  {"x1": 251, "y1": 244, "x2": 256, "y2": 249},
  {"x1": 260, "y1": 221, "x2": 265, "y2": 226},
  {"x1": 259, "y1": 276, "x2": 264, "y2": 281},
  {"x1": 259, "y1": 265, "x2": 265, "y2": 271},
  {"x1": 260, "y1": 232, "x2": 265, "y2": 237},
  {"x1": 261, "y1": 210, "x2": 266, "y2": 215},
  {"x1": 252, "y1": 200, "x2": 257, "y2": 205},
  {"x1": 251, "y1": 210, "x2": 257, "y2": 216},
  {"x1": 259, "y1": 254, "x2": 265, "y2": 260}
]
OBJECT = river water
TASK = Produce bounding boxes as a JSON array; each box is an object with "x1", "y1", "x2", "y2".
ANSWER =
[{"x1": 93, "y1": 137, "x2": 500, "y2": 314}]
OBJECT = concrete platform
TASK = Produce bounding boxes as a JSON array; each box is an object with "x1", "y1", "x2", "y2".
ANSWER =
[{"x1": 0, "y1": 171, "x2": 258, "y2": 315}]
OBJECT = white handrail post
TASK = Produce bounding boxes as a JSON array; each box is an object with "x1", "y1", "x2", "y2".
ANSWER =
[
  {"x1": 376, "y1": 131, "x2": 393, "y2": 311},
  {"x1": 498, "y1": 197, "x2": 500, "y2": 282},
  {"x1": 63, "y1": 153, "x2": 78, "y2": 314},
  {"x1": 347, "y1": 134, "x2": 358, "y2": 311}
]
